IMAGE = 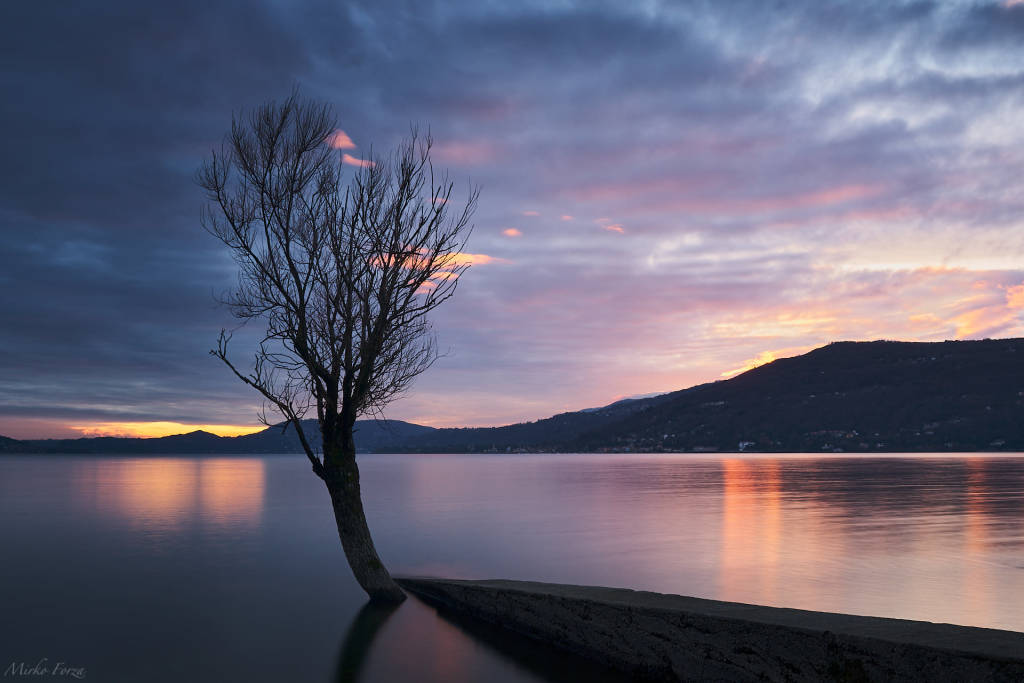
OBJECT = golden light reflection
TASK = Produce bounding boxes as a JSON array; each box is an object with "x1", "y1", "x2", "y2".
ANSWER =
[
  {"x1": 963, "y1": 458, "x2": 992, "y2": 625},
  {"x1": 80, "y1": 458, "x2": 265, "y2": 530},
  {"x1": 68, "y1": 422, "x2": 264, "y2": 438},
  {"x1": 761, "y1": 460, "x2": 782, "y2": 603},
  {"x1": 110, "y1": 459, "x2": 198, "y2": 529},
  {"x1": 199, "y1": 460, "x2": 266, "y2": 528},
  {"x1": 719, "y1": 458, "x2": 782, "y2": 603}
]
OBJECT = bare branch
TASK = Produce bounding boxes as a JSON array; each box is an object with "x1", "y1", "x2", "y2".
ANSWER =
[
  {"x1": 200, "y1": 92, "x2": 477, "y2": 475},
  {"x1": 211, "y1": 331, "x2": 326, "y2": 480}
]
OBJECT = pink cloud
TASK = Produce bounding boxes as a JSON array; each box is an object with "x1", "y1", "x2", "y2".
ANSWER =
[
  {"x1": 604, "y1": 224, "x2": 626, "y2": 234},
  {"x1": 522, "y1": 210, "x2": 540, "y2": 217},
  {"x1": 786, "y1": 184, "x2": 881, "y2": 208},
  {"x1": 433, "y1": 141, "x2": 496, "y2": 166},
  {"x1": 342, "y1": 153, "x2": 374, "y2": 168},
  {"x1": 385, "y1": 264, "x2": 1024, "y2": 429},
  {"x1": 689, "y1": 184, "x2": 883, "y2": 213},
  {"x1": 561, "y1": 215, "x2": 573, "y2": 221},
  {"x1": 327, "y1": 129, "x2": 356, "y2": 150},
  {"x1": 594, "y1": 183, "x2": 888, "y2": 219},
  {"x1": 571, "y1": 177, "x2": 718, "y2": 203},
  {"x1": 502, "y1": 228, "x2": 522, "y2": 237}
]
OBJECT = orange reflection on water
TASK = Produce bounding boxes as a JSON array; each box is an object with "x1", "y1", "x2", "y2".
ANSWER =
[
  {"x1": 719, "y1": 458, "x2": 782, "y2": 604},
  {"x1": 78, "y1": 458, "x2": 265, "y2": 530},
  {"x1": 199, "y1": 460, "x2": 265, "y2": 528},
  {"x1": 106, "y1": 459, "x2": 198, "y2": 529},
  {"x1": 963, "y1": 457, "x2": 992, "y2": 625}
]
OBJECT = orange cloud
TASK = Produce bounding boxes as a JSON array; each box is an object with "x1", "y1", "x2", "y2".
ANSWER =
[
  {"x1": 412, "y1": 251, "x2": 507, "y2": 294},
  {"x1": 522, "y1": 210, "x2": 539, "y2": 217},
  {"x1": 327, "y1": 129, "x2": 356, "y2": 150},
  {"x1": 342, "y1": 153, "x2": 374, "y2": 168},
  {"x1": 951, "y1": 306, "x2": 1017, "y2": 339},
  {"x1": 941, "y1": 281, "x2": 1024, "y2": 339},
  {"x1": 1006, "y1": 284, "x2": 1024, "y2": 309},
  {"x1": 604, "y1": 224, "x2": 626, "y2": 234},
  {"x1": 502, "y1": 228, "x2": 522, "y2": 237},
  {"x1": 449, "y1": 252, "x2": 508, "y2": 266},
  {"x1": 376, "y1": 249, "x2": 507, "y2": 271},
  {"x1": 68, "y1": 422, "x2": 265, "y2": 438}
]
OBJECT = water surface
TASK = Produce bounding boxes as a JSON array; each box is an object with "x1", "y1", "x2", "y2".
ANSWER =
[{"x1": 1, "y1": 453, "x2": 1022, "y2": 681}]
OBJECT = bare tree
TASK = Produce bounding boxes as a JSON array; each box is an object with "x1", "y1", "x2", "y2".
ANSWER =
[{"x1": 197, "y1": 90, "x2": 478, "y2": 602}]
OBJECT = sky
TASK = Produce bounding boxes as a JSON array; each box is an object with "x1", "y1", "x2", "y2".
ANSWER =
[{"x1": 1, "y1": 0, "x2": 1023, "y2": 439}]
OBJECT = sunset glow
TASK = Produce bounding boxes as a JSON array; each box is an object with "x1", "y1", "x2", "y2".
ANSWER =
[
  {"x1": 2, "y1": 0, "x2": 1024, "y2": 437},
  {"x1": 7, "y1": 4, "x2": 1024, "y2": 681},
  {"x1": 721, "y1": 351, "x2": 780, "y2": 378},
  {"x1": 68, "y1": 422, "x2": 265, "y2": 438}
]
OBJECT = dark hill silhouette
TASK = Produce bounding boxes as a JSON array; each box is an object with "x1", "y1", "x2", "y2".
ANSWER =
[
  {"x1": 0, "y1": 420, "x2": 435, "y2": 455},
  {"x1": 2, "y1": 338, "x2": 1022, "y2": 454},
  {"x1": 571, "y1": 338, "x2": 1024, "y2": 452}
]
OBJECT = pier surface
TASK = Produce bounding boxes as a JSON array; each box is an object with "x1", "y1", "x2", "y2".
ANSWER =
[{"x1": 396, "y1": 577, "x2": 1024, "y2": 682}]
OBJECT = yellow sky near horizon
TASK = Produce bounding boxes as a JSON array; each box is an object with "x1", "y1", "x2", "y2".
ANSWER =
[{"x1": 67, "y1": 422, "x2": 266, "y2": 439}]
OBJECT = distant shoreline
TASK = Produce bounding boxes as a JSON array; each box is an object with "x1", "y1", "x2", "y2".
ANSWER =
[
  {"x1": 5, "y1": 339, "x2": 1023, "y2": 454},
  {"x1": 3, "y1": 450, "x2": 1024, "y2": 457}
]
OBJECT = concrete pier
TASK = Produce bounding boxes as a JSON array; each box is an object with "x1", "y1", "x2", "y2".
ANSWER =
[{"x1": 396, "y1": 577, "x2": 1024, "y2": 682}]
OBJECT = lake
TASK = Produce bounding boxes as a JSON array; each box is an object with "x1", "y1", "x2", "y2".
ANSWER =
[{"x1": 1, "y1": 453, "x2": 1023, "y2": 682}]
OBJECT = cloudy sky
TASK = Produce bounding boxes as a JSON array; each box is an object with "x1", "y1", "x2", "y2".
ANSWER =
[{"x1": 2, "y1": 0, "x2": 1023, "y2": 439}]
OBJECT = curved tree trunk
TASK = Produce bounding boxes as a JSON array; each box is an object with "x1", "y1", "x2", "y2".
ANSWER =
[{"x1": 325, "y1": 455, "x2": 405, "y2": 603}]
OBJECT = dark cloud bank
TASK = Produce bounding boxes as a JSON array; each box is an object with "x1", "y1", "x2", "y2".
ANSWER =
[{"x1": 1, "y1": 1, "x2": 1022, "y2": 437}]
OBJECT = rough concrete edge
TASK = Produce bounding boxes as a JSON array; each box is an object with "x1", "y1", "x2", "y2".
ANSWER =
[{"x1": 396, "y1": 576, "x2": 1024, "y2": 681}]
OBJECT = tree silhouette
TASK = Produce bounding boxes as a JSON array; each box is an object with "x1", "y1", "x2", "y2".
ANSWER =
[{"x1": 198, "y1": 90, "x2": 478, "y2": 602}]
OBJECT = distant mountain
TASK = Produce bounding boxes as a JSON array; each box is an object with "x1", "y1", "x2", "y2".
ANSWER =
[
  {"x1": 571, "y1": 338, "x2": 1024, "y2": 453},
  {"x1": 0, "y1": 419, "x2": 435, "y2": 455},
  {"x1": 2, "y1": 338, "x2": 1023, "y2": 454}
]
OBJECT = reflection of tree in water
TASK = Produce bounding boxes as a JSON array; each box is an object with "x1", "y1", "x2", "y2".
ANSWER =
[
  {"x1": 332, "y1": 595, "x2": 628, "y2": 683},
  {"x1": 333, "y1": 601, "x2": 400, "y2": 683},
  {"x1": 414, "y1": 599, "x2": 628, "y2": 683}
]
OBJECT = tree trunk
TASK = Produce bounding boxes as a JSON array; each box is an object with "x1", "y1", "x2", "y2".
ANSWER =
[{"x1": 324, "y1": 455, "x2": 405, "y2": 603}]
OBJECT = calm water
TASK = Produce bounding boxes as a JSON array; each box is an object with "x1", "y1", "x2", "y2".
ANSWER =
[{"x1": 2, "y1": 453, "x2": 1023, "y2": 682}]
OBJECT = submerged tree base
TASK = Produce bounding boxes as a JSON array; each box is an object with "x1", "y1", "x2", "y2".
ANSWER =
[{"x1": 326, "y1": 458, "x2": 405, "y2": 603}]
